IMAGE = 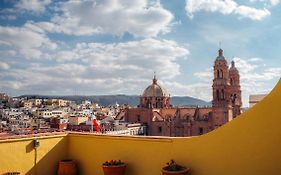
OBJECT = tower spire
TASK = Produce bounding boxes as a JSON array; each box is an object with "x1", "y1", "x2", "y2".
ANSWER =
[
  {"x1": 218, "y1": 48, "x2": 223, "y2": 56},
  {"x1": 231, "y1": 60, "x2": 235, "y2": 68},
  {"x1": 218, "y1": 41, "x2": 223, "y2": 56},
  {"x1": 153, "y1": 71, "x2": 157, "y2": 84}
]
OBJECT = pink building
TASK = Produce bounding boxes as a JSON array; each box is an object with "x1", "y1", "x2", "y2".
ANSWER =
[{"x1": 117, "y1": 49, "x2": 242, "y2": 137}]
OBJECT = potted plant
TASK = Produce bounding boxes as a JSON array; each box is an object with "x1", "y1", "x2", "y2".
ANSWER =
[
  {"x1": 57, "y1": 159, "x2": 77, "y2": 175},
  {"x1": 162, "y1": 159, "x2": 190, "y2": 175},
  {"x1": 102, "y1": 160, "x2": 126, "y2": 175}
]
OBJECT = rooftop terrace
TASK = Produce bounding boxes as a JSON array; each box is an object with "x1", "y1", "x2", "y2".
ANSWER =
[{"x1": 1, "y1": 79, "x2": 281, "y2": 175}]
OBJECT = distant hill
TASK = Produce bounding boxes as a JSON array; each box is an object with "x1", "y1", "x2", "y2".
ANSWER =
[
  {"x1": 171, "y1": 96, "x2": 211, "y2": 107},
  {"x1": 17, "y1": 95, "x2": 211, "y2": 107}
]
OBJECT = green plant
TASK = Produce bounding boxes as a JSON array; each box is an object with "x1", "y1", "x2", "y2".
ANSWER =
[
  {"x1": 164, "y1": 159, "x2": 186, "y2": 171},
  {"x1": 103, "y1": 160, "x2": 124, "y2": 166}
]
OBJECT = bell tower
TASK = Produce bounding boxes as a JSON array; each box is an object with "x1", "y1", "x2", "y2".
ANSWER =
[
  {"x1": 229, "y1": 60, "x2": 242, "y2": 118},
  {"x1": 212, "y1": 49, "x2": 233, "y2": 128}
]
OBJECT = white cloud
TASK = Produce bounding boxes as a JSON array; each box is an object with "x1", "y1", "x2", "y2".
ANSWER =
[
  {"x1": 0, "y1": 38, "x2": 189, "y2": 95},
  {"x1": 194, "y1": 67, "x2": 213, "y2": 82},
  {"x1": 35, "y1": 0, "x2": 173, "y2": 37},
  {"x1": 185, "y1": 0, "x2": 271, "y2": 20},
  {"x1": 229, "y1": 57, "x2": 280, "y2": 89},
  {"x1": 191, "y1": 57, "x2": 281, "y2": 106},
  {"x1": 249, "y1": 57, "x2": 263, "y2": 62},
  {"x1": 0, "y1": 25, "x2": 57, "y2": 59},
  {"x1": 54, "y1": 51, "x2": 79, "y2": 62},
  {"x1": 185, "y1": 0, "x2": 237, "y2": 18},
  {"x1": 0, "y1": 62, "x2": 10, "y2": 70},
  {"x1": 0, "y1": 15, "x2": 16, "y2": 20},
  {"x1": 53, "y1": 39, "x2": 189, "y2": 80},
  {"x1": 15, "y1": 0, "x2": 51, "y2": 13},
  {"x1": 270, "y1": 0, "x2": 280, "y2": 5},
  {"x1": 250, "y1": 0, "x2": 280, "y2": 6},
  {"x1": 233, "y1": 57, "x2": 258, "y2": 74},
  {"x1": 235, "y1": 6, "x2": 270, "y2": 20}
]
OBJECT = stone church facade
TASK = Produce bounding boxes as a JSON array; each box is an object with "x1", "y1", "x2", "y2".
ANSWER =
[{"x1": 117, "y1": 49, "x2": 242, "y2": 137}]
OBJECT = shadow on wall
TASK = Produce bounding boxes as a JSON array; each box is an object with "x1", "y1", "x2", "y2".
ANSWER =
[
  {"x1": 65, "y1": 79, "x2": 281, "y2": 175},
  {"x1": 25, "y1": 136, "x2": 68, "y2": 175}
]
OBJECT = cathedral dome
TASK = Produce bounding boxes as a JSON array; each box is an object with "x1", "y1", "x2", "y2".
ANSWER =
[{"x1": 142, "y1": 76, "x2": 169, "y2": 97}]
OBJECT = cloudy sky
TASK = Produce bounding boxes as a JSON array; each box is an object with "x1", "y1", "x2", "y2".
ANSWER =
[{"x1": 0, "y1": 0, "x2": 280, "y2": 106}]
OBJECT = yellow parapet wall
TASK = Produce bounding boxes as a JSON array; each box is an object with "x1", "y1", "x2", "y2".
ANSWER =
[
  {"x1": 68, "y1": 78, "x2": 281, "y2": 175},
  {"x1": 0, "y1": 134, "x2": 68, "y2": 175},
  {"x1": 0, "y1": 79, "x2": 281, "y2": 175}
]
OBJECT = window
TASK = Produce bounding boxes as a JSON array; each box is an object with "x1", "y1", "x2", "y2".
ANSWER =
[
  {"x1": 136, "y1": 115, "x2": 141, "y2": 122},
  {"x1": 230, "y1": 78, "x2": 234, "y2": 85},
  {"x1": 221, "y1": 89, "x2": 225, "y2": 100},
  {"x1": 199, "y1": 127, "x2": 203, "y2": 135},
  {"x1": 158, "y1": 126, "x2": 162, "y2": 133},
  {"x1": 217, "y1": 69, "x2": 223, "y2": 79},
  {"x1": 224, "y1": 112, "x2": 228, "y2": 121},
  {"x1": 216, "y1": 89, "x2": 220, "y2": 100},
  {"x1": 220, "y1": 70, "x2": 224, "y2": 78}
]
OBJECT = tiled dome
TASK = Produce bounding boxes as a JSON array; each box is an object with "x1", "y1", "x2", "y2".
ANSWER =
[{"x1": 142, "y1": 77, "x2": 169, "y2": 97}]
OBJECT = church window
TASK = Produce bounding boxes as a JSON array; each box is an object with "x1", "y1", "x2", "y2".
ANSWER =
[
  {"x1": 137, "y1": 115, "x2": 141, "y2": 122},
  {"x1": 230, "y1": 78, "x2": 234, "y2": 85},
  {"x1": 224, "y1": 112, "x2": 228, "y2": 121},
  {"x1": 216, "y1": 89, "x2": 220, "y2": 100},
  {"x1": 221, "y1": 89, "x2": 225, "y2": 100},
  {"x1": 199, "y1": 127, "x2": 203, "y2": 135},
  {"x1": 217, "y1": 69, "x2": 223, "y2": 79},
  {"x1": 233, "y1": 94, "x2": 237, "y2": 103},
  {"x1": 158, "y1": 126, "x2": 162, "y2": 133}
]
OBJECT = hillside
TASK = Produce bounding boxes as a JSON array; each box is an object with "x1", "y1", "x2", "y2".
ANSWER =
[{"x1": 18, "y1": 95, "x2": 211, "y2": 107}]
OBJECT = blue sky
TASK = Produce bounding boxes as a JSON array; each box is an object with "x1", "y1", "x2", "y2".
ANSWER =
[{"x1": 0, "y1": 0, "x2": 280, "y2": 107}]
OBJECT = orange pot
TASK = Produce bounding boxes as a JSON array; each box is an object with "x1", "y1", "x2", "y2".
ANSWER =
[
  {"x1": 57, "y1": 160, "x2": 77, "y2": 175},
  {"x1": 162, "y1": 167, "x2": 190, "y2": 175},
  {"x1": 102, "y1": 163, "x2": 126, "y2": 175}
]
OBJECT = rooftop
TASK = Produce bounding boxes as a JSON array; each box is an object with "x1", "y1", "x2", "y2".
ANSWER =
[{"x1": 1, "y1": 79, "x2": 281, "y2": 175}]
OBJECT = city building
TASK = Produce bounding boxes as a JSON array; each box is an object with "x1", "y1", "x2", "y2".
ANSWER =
[
  {"x1": 117, "y1": 49, "x2": 242, "y2": 137},
  {"x1": 0, "y1": 79, "x2": 280, "y2": 175},
  {"x1": 249, "y1": 94, "x2": 267, "y2": 107}
]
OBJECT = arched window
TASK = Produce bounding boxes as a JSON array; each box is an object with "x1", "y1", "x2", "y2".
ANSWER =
[
  {"x1": 233, "y1": 94, "x2": 237, "y2": 103},
  {"x1": 220, "y1": 70, "x2": 223, "y2": 78},
  {"x1": 230, "y1": 78, "x2": 234, "y2": 85},
  {"x1": 216, "y1": 89, "x2": 220, "y2": 100},
  {"x1": 221, "y1": 89, "x2": 225, "y2": 100},
  {"x1": 217, "y1": 69, "x2": 223, "y2": 79},
  {"x1": 183, "y1": 114, "x2": 191, "y2": 121}
]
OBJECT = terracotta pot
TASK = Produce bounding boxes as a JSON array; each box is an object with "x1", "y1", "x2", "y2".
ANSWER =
[
  {"x1": 57, "y1": 160, "x2": 77, "y2": 175},
  {"x1": 102, "y1": 163, "x2": 126, "y2": 175},
  {"x1": 5, "y1": 172, "x2": 20, "y2": 175},
  {"x1": 162, "y1": 167, "x2": 190, "y2": 175}
]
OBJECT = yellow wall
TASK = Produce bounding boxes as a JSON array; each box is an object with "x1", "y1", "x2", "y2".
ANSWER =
[
  {"x1": 68, "y1": 79, "x2": 281, "y2": 175},
  {"x1": 1, "y1": 79, "x2": 281, "y2": 175},
  {"x1": 0, "y1": 134, "x2": 68, "y2": 175}
]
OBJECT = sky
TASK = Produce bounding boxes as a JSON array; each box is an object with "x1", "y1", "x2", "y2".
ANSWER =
[{"x1": 0, "y1": 0, "x2": 280, "y2": 107}]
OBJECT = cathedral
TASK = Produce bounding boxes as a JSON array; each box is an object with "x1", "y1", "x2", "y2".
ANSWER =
[{"x1": 117, "y1": 48, "x2": 242, "y2": 136}]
